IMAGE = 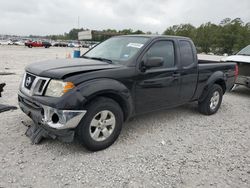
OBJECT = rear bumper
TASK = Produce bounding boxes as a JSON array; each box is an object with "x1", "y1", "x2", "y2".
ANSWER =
[{"x1": 236, "y1": 76, "x2": 250, "y2": 88}]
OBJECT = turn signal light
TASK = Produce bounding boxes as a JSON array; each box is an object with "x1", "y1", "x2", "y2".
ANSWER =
[{"x1": 63, "y1": 82, "x2": 75, "y2": 93}]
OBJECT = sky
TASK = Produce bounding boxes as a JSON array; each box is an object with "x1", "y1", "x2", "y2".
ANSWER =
[{"x1": 0, "y1": 0, "x2": 249, "y2": 36}]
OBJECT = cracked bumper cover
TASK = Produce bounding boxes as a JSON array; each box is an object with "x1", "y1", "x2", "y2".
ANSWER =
[
  {"x1": 41, "y1": 105, "x2": 86, "y2": 130},
  {"x1": 18, "y1": 93, "x2": 86, "y2": 142}
]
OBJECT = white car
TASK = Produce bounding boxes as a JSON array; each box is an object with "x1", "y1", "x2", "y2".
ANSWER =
[
  {"x1": 0, "y1": 40, "x2": 13, "y2": 45},
  {"x1": 221, "y1": 45, "x2": 250, "y2": 89},
  {"x1": 68, "y1": 42, "x2": 81, "y2": 48},
  {"x1": 14, "y1": 40, "x2": 25, "y2": 46}
]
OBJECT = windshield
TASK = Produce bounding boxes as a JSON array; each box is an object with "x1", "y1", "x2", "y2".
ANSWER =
[
  {"x1": 83, "y1": 36, "x2": 149, "y2": 63},
  {"x1": 237, "y1": 45, "x2": 250, "y2": 56}
]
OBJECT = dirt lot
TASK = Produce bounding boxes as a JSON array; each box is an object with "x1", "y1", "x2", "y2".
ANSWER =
[{"x1": 0, "y1": 46, "x2": 250, "y2": 188}]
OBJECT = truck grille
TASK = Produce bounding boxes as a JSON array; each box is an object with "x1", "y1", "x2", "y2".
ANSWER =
[
  {"x1": 21, "y1": 72, "x2": 50, "y2": 96},
  {"x1": 24, "y1": 73, "x2": 36, "y2": 90}
]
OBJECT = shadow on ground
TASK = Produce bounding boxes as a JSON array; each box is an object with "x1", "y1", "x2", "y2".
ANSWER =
[
  {"x1": 24, "y1": 102, "x2": 199, "y2": 154},
  {"x1": 231, "y1": 86, "x2": 250, "y2": 97}
]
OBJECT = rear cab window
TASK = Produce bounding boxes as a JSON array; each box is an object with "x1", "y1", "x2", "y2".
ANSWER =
[{"x1": 179, "y1": 40, "x2": 195, "y2": 68}]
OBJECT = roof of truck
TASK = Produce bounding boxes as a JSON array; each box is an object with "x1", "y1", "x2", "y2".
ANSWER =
[{"x1": 118, "y1": 34, "x2": 191, "y2": 40}]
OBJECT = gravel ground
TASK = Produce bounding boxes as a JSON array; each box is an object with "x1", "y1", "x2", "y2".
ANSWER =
[{"x1": 0, "y1": 46, "x2": 249, "y2": 188}]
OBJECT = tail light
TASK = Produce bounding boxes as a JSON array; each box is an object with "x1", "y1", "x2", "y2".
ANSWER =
[{"x1": 235, "y1": 64, "x2": 239, "y2": 81}]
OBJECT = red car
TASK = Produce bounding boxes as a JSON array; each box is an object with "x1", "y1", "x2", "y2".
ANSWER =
[{"x1": 25, "y1": 40, "x2": 51, "y2": 48}]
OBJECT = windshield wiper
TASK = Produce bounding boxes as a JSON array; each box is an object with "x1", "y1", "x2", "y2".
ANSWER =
[{"x1": 82, "y1": 56, "x2": 113, "y2": 64}]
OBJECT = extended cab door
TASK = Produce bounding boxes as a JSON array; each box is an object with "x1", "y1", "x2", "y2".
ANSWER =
[
  {"x1": 178, "y1": 40, "x2": 199, "y2": 102},
  {"x1": 135, "y1": 39, "x2": 181, "y2": 113}
]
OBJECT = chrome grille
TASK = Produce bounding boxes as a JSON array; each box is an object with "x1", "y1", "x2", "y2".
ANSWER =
[{"x1": 21, "y1": 72, "x2": 50, "y2": 96}]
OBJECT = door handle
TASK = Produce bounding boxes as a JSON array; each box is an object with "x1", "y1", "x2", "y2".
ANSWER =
[
  {"x1": 172, "y1": 73, "x2": 180, "y2": 77},
  {"x1": 144, "y1": 80, "x2": 155, "y2": 84}
]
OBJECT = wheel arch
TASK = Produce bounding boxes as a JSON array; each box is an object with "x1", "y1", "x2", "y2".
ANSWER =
[
  {"x1": 85, "y1": 92, "x2": 132, "y2": 121},
  {"x1": 199, "y1": 71, "x2": 226, "y2": 102},
  {"x1": 77, "y1": 79, "x2": 134, "y2": 121},
  {"x1": 214, "y1": 79, "x2": 226, "y2": 94}
]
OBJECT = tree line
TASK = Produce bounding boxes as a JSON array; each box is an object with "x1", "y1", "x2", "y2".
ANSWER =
[
  {"x1": 163, "y1": 18, "x2": 250, "y2": 55},
  {"x1": 47, "y1": 28, "x2": 149, "y2": 41},
  {"x1": 46, "y1": 18, "x2": 250, "y2": 55}
]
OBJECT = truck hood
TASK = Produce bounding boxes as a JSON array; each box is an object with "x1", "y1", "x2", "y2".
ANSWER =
[
  {"x1": 221, "y1": 55, "x2": 250, "y2": 63},
  {"x1": 25, "y1": 58, "x2": 121, "y2": 79}
]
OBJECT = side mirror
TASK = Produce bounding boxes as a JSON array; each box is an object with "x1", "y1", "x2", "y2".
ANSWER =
[{"x1": 143, "y1": 57, "x2": 163, "y2": 70}]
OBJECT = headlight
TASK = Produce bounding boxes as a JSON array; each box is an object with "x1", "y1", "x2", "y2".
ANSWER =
[{"x1": 45, "y1": 80, "x2": 75, "y2": 97}]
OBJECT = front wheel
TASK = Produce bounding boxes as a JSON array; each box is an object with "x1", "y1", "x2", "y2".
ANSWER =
[
  {"x1": 198, "y1": 84, "x2": 223, "y2": 115},
  {"x1": 77, "y1": 97, "x2": 123, "y2": 151}
]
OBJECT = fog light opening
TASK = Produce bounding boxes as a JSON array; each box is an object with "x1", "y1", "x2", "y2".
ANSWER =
[
  {"x1": 41, "y1": 109, "x2": 44, "y2": 116},
  {"x1": 52, "y1": 113, "x2": 59, "y2": 124}
]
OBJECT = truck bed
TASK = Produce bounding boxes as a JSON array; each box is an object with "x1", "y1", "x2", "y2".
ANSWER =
[
  {"x1": 198, "y1": 62, "x2": 236, "y2": 75},
  {"x1": 198, "y1": 59, "x2": 220, "y2": 64},
  {"x1": 193, "y1": 62, "x2": 236, "y2": 100}
]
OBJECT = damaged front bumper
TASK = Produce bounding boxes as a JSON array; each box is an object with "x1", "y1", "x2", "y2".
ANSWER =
[
  {"x1": 41, "y1": 105, "x2": 86, "y2": 130},
  {"x1": 18, "y1": 93, "x2": 86, "y2": 143}
]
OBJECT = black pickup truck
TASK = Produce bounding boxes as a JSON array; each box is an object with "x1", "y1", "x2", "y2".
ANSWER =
[{"x1": 18, "y1": 35, "x2": 237, "y2": 151}]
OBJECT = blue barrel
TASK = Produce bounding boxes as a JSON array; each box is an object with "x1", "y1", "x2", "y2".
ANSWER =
[{"x1": 73, "y1": 50, "x2": 81, "y2": 58}]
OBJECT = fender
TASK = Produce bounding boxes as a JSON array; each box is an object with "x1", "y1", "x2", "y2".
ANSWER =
[
  {"x1": 199, "y1": 71, "x2": 226, "y2": 102},
  {"x1": 77, "y1": 78, "x2": 134, "y2": 120},
  {"x1": 206, "y1": 71, "x2": 226, "y2": 88}
]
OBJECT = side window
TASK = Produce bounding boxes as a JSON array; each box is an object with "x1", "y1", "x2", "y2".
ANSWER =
[
  {"x1": 144, "y1": 41, "x2": 175, "y2": 68},
  {"x1": 179, "y1": 40, "x2": 195, "y2": 67}
]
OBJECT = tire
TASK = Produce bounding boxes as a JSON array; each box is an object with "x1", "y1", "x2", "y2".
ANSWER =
[
  {"x1": 198, "y1": 84, "x2": 223, "y2": 115},
  {"x1": 77, "y1": 97, "x2": 123, "y2": 151},
  {"x1": 28, "y1": 45, "x2": 32, "y2": 48}
]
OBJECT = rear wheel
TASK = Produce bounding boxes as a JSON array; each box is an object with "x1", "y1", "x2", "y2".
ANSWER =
[
  {"x1": 198, "y1": 84, "x2": 223, "y2": 115},
  {"x1": 77, "y1": 97, "x2": 123, "y2": 151}
]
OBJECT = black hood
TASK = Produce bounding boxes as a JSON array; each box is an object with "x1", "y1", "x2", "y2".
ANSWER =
[{"x1": 25, "y1": 58, "x2": 121, "y2": 79}]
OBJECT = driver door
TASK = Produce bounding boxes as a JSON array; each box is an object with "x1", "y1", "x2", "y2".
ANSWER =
[{"x1": 135, "y1": 40, "x2": 181, "y2": 113}]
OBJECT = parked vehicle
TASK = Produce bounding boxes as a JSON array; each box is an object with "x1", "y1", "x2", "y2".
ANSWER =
[
  {"x1": 18, "y1": 35, "x2": 237, "y2": 151},
  {"x1": 221, "y1": 45, "x2": 250, "y2": 88},
  {"x1": 0, "y1": 40, "x2": 13, "y2": 45},
  {"x1": 13, "y1": 41, "x2": 25, "y2": 46},
  {"x1": 53, "y1": 42, "x2": 68, "y2": 47},
  {"x1": 82, "y1": 41, "x2": 100, "y2": 48},
  {"x1": 13, "y1": 39, "x2": 28, "y2": 46},
  {"x1": 82, "y1": 43, "x2": 91, "y2": 48},
  {"x1": 42, "y1": 41, "x2": 52, "y2": 48},
  {"x1": 68, "y1": 41, "x2": 81, "y2": 48},
  {"x1": 25, "y1": 40, "x2": 52, "y2": 48}
]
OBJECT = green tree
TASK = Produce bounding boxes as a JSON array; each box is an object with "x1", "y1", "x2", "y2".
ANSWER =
[
  {"x1": 132, "y1": 30, "x2": 145, "y2": 34},
  {"x1": 163, "y1": 24, "x2": 196, "y2": 39},
  {"x1": 163, "y1": 18, "x2": 250, "y2": 55},
  {"x1": 195, "y1": 22, "x2": 219, "y2": 53}
]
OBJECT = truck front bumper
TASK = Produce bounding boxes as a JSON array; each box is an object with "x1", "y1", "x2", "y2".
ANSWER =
[{"x1": 18, "y1": 93, "x2": 86, "y2": 143}]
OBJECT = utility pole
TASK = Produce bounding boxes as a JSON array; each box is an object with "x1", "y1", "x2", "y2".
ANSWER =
[
  {"x1": 77, "y1": 16, "x2": 80, "y2": 50},
  {"x1": 78, "y1": 16, "x2": 80, "y2": 30}
]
